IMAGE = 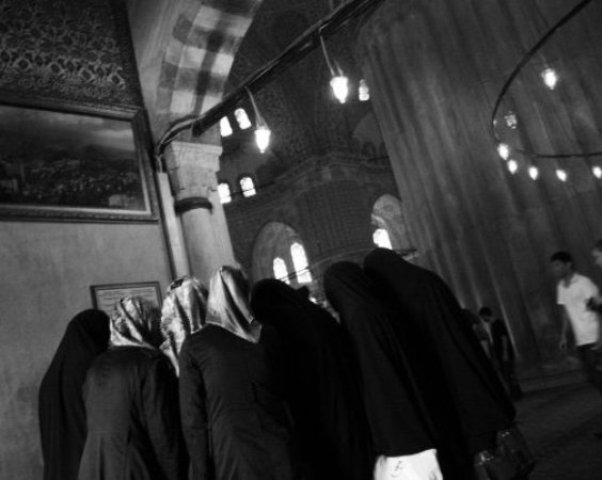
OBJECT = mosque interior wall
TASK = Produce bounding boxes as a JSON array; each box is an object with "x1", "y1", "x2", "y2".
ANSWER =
[{"x1": 0, "y1": 1, "x2": 172, "y2": 476}]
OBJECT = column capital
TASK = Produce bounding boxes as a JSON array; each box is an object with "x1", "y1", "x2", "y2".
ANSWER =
[
  {"x1": 165, "y1": 141, "x2": 223, "y2": 203},
  {"x1": 166, "y1": 140, "x2": 222, "y2": 172}
]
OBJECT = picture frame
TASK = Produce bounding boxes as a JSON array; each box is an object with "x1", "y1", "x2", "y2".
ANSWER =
[
  {"x1": 0, "y1": 97, "x2": 159, "y2": 222},
  {"x1": 90, "y1": 281, "x2": 162, "y2": 315}
]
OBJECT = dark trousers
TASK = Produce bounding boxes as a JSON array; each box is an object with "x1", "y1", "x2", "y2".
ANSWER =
[
  {"x1": 577, "y1": 344, "x2": 602, "y2": 394},
  {"x1": 499, "y1": 360, "x2": 523, "y2": 400},
  {"x1": 498, "y1": 361, "x2": 523, "y2": 399}
]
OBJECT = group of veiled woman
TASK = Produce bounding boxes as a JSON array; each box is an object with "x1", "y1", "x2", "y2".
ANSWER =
[{"x1": 39, "y1": 248, "x2": 526, "y2": 480}]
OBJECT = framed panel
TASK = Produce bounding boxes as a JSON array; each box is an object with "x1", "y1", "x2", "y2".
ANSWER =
[
  {"x1": 90, "y1": 281, "x2": 162, "y2": 315},
  {"x1": 0, "y1": 98, "x2": 158, "y2": 222}
]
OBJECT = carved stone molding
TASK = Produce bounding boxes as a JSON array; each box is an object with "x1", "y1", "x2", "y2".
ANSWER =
[{"x1": 165, "y1": 141, "x2": 223, "y2": 203}]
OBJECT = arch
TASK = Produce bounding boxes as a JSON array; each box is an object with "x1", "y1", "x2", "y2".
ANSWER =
[
  {"x1": 251, "y1": 221, "x2": 304, "y2": 283},
  {"x1": 155, "y1": 0, "x2": 264, "y2": 126},
  {"x1": 371, "y1": 194, "x2": 413, "y2": 252}
]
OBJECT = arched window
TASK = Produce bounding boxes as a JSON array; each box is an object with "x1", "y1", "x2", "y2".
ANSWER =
[
  {"x1": 273, "y1": 257, "x2": 290, "y2": 284},
  {"x1": 218, "y1": 182, "x2": 232, "y2": 204},
  {"x1": 219, "y1": 117, "x2": 233, "y2": 137},
  {"x1": 291, "y1": 242, "x2": 312, "y2": 283},
  {"x1": 240, "y1": 176, "x2": 256, "y2": 197},
  {"x1": 373, "y1": 228, "x2": 393, "y2": 249},
  {"x1": 358, "y1": 79, "x2": 370, "y2": 101},
  {"x1": 234, "y1": 108, "x2": 252, "y2": 130}
]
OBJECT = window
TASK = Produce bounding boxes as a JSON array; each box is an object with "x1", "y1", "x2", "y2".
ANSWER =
[
  {"x1": 273, "y1": 257, "x2": 290, "y2": 284},
  {"x1": 234, "y1": 108, "x2": 252, "y2": 130},
  {"x1": 373, "y1": 228, "x2": 393, "y2": 249},
  {"x1": 291, "y1": 242, "x2": 312, "y2": 283},
  {"x1": 358, "y1": 79, "x2": 370, "y2": 101},
  {"x1": 218, "y1": 182, "x2": 232, "y2": 204},
  {"x1": 240, "y1": 176, "x2": 256, "y2": 197},
  {"x1": 219, "y1": 117, "x2": 233, "y2": 137}
]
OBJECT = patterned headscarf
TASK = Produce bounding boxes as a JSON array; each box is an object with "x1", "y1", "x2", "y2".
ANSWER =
[
  {"x1": 109, "y1": 296, "x2": 162, "y2": 350},
  {"x1": 206, "y1": 266, "x2": 262, "y2": 343},
  {"x1": 160, "y1": 276, "x2": 208, "y2": 374}
]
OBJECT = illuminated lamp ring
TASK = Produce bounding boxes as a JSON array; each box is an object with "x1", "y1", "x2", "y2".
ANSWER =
[{"x1": 490, "y1": 0, "x2": 602, "y2": 160}]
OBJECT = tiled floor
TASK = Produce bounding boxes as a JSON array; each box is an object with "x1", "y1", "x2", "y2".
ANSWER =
[{"x1": 516, "y1": 382, "x2": 602, "y2": 479}]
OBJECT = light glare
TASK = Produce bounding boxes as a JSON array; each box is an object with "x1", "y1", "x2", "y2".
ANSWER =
[
  {"x1": 330, "y1": 75, "x2": 349, "y2": 104},
  {"x1": 556, "y1": 169, "x2": 568, "y2": 182},
  {"x1": 507, "y1": 159, "x2": 518, "y2": 174},
  {"x1": 593, "y1": 166, "x2": 602, "y2": 179},
  {"x1": 541, "y1": 68, "x2": 559, "y2": 90},
  {"x1": 255, "y1": 126, "x2": 271, "y2": 153},
  {"x1": 528, "y1": 166, "x2": 539, "y2": 180},
  {"x1": 497, "y1": 143, "x2": 510, "y2": 160}
]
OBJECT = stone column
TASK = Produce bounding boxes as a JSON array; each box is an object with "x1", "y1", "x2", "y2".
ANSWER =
[
  {"x1": 165, "y1": 141, "x2": 236, "y2": 284},
  {"x1": 357, "y1": 0, "x2": 602, "y2": 375}
]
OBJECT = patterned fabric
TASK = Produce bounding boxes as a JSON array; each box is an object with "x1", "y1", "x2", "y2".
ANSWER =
[
  {"x1": 0, "y1": 0, "x2": 140, "y2": 105},
  {"x1": 160, "y1": 276, "x2": 208, "y2": 374},
  {"x1": 109, "y1": 297, "x2": 162, "y2": 350},
  {"x1": 157, "y1": 0, "x2": 263, "y2": 123},
  {"x1": 206, "y1": 266, "x2": 261, "y2": 343}
]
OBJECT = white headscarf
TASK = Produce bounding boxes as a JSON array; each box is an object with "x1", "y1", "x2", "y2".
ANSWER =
[
  {"x1": 109, "y1": 296, "x2": 161, "y2": 350},
  {"x1": 160, "y1": 276, "x2": 208, "y2": 374},
  {"x1": 206, "y1": 266, "x2": 262, "y2": 343}
]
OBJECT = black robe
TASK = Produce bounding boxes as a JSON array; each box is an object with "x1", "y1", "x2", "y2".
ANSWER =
[
  {"x1": 179, "y1": 324, "x2": 300, "y2": 480},
  {"x1": 250, "y1": 279, "x2": 373, "y2": 480},
  {"x1": 78, "y1": 347, "x2": 187, "y2": 480},
  {"x1": 364, "y1": 249, "x2": 515, "y2": 457},
  {"x1": 323, "y1": 262, "x2": 435, "y2": 459},
  {"x1": 39, "y1": 309, "x2": 109, "y2": 480}
]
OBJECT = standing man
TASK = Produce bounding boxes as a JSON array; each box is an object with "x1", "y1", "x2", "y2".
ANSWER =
[
  {"x1": 551, "y1": 251, "x2": 602, "y2": 398},
  {"x1": 478, "y1": 307, "x2": 523, "y2": 400}
]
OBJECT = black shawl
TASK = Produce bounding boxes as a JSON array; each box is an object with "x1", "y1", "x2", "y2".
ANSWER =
[
  {"x1": 323, "y1": 262, "x2": 435, "y2": 457},
  {"x1": 39, "y1": 309, "x2": 110, "y2": 480},
  {"x1": 364, "y1": 248, "x2": 515, "y2": 454},
  {"x1": 251, "y1": 279, "x2": 373, "y2": 480}
]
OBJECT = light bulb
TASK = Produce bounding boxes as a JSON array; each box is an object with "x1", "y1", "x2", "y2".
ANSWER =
[
  {"x1": 330, "y1": 75, "x2": 349, "y2": 104},
  {"x1": 254, "y1": 125, "x2": 271, "y2": 153},
  {"x1": 507, "y1": 159, "x2": 518, "y2": 174},
  {"x1": 593, "y1": 166, "x2": 602, "y2": 179},
  {"x1": 556, "y1": 169, "x2": 568, "y2": 182},
  {"x1": 541, "y1": 68, "x2": 559, "y2": 90},
  {"x1": 497, "y1": 143, "x2": 510, "y2": 160},
  {"x1": 528, "y1": 166, "x2": 539, "y2": 180}
]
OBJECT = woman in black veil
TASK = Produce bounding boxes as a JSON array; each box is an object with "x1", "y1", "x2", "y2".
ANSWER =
[
  {"x1": 179, "y1": 267, "x2": 301, "y2": 480},
  {"x1": 364, "y1": 248, "x2": 517, "y2": 472},
  {"x1": 39, "y1": 309, "x2": 110, "y2": 480},
  {"x1": 250, "y1": 278, "x2": 372, "y2": 480},
  {"x1": 78, "y1": 297, "x2": 187, "y2": 480},
  {"x1": 323, "y1": 262, "x2": 442, "y2": 480}
]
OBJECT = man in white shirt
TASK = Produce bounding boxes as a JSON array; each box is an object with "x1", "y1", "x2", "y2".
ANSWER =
[{"x1": 551, "y1": 251, "x2": 602, "y2": 397}]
